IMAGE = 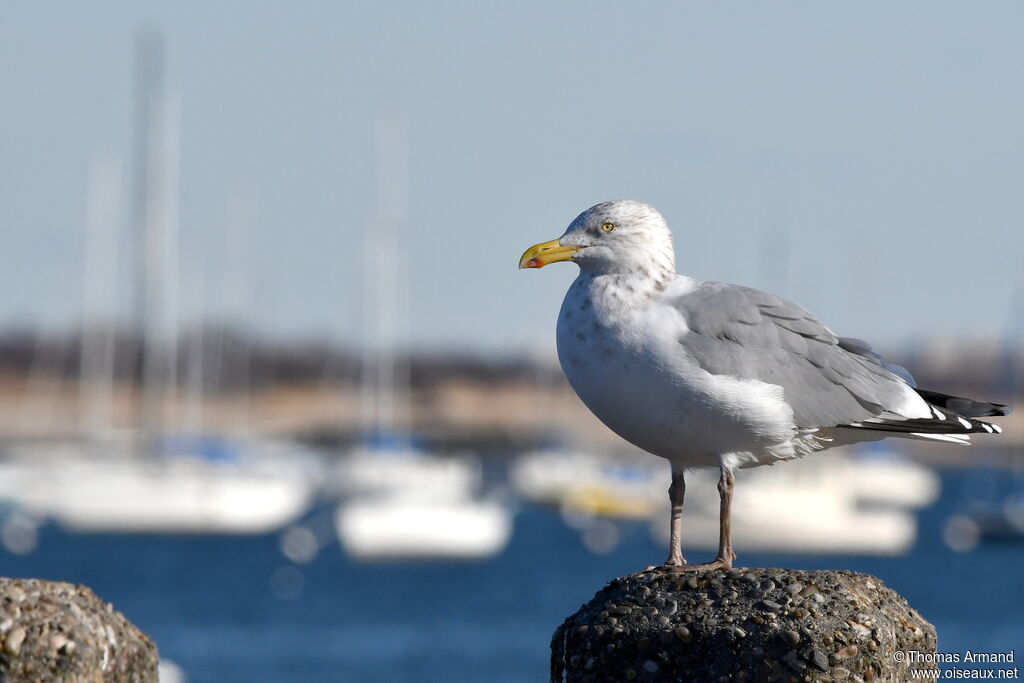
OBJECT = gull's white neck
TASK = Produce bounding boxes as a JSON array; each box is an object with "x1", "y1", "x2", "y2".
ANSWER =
[
  {"x1": 579, "y1": 264, "x2": 675, "y2": 302},
  {"x1": 563, "y1": 271, "x2": 674, "y2": 340}
]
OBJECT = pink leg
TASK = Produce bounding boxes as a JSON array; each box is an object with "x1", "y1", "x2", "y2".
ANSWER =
[
  {"x1": 664, "y1": 465, "x2": 686, "y2": 566},
  {"x1": 662, "y1": 466, "x2": 735, "y2": 572}
]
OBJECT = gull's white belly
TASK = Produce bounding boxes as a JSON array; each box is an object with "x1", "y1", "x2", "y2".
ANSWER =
[{"x1": 556, "y1": 286, "x2": 800, "y2": 468}]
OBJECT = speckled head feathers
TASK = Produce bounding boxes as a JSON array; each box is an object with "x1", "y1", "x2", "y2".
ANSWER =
[{"x1": 560, "y1": 200, "x2": 676, "y2": 280}]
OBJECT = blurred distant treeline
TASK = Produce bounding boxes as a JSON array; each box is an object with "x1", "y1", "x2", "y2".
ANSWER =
[
  {"x1": 0, "y1": 326, "x2": 539, "y2": 391},
  {"x1": 0, "y1": 326, "x2": 1019, "y2": 400},
  {"x1": 0, "y1": 326, "x2": 1019, "y2": 456}
]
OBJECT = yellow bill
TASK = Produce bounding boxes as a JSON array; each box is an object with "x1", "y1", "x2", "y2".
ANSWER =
[{"x1": 519, "y1": 239, "x2": 581, "y2": 269}]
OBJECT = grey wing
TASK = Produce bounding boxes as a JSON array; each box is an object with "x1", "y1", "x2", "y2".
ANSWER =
[{"x1": 672, "y1": 281, "x2": 914, "y2": 429}]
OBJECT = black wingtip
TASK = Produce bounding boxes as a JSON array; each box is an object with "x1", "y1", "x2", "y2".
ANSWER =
[
  {"x1": 915, "y1": 388, "x2": 1012, "y2": 418},
  {"x1": 990, "y1": 403, "x2": 1012, "y2": 417}
]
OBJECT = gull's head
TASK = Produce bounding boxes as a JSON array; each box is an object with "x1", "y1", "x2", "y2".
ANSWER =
[{"x1": 519, "y1": 200, "x2": 675, "y2": 278}]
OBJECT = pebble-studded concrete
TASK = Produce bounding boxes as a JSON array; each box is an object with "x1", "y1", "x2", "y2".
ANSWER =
[
  {"x1": 0, "y1": 577, "x2": 158, "y2": 682},
  {"x1": 552, "y1": 567, "x2": 937, "y2": 682}
]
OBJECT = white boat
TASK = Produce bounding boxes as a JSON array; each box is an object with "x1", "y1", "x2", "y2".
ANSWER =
[
  {"x1": 330, "y1": 445, "x2": 479, "y2": 500},
  {"x1": 838, "y1": 452, "x2": 941, "y2": 508},
  {"x1": 48, "y1": 460, "x2": 312, "y2": 535},
  {"x1": 333, "y1": 442, "x2": 512, "y2": 560},
  {"x1": 0, "y1": 439, "x2": 317, "y2": 534},
  {"x1": 512, "y1": 447, "x2": 664, "y2": 519},
  {"x1": 332, "y1": 441, "x2": 512, "y2": 560},
  {"x1": 336, "y1": 492, "x2": 511, "y2": 561}
]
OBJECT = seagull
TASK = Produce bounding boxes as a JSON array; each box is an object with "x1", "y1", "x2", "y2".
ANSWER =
[{"x1": 520, "y1": 200, "x2": 1009, "y2": 571}]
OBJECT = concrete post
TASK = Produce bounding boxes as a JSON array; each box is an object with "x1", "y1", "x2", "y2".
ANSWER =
[
  {"x1": 552, "y1": 567, "x2": 937, "y2": 682},
  {"x1": 0, "y1": 578, "x2": 158, "y2": 682}
]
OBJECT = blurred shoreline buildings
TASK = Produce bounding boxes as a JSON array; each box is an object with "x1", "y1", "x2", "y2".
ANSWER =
[{"x1": 0, "y1": 325, "x2": 1020, "y2": 460}]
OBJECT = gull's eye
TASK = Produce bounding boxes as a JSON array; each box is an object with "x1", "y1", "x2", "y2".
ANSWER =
[{"x1": 600, "y1": 222, "x2": 616, "y2": 233}]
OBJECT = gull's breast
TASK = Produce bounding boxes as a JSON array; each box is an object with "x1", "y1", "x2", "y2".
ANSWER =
[{"x1": 555, "y1": 280, "x2": 798, "y2": 465}]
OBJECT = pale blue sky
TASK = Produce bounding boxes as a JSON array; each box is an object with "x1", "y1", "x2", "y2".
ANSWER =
[{"x1": 2, "y1": 2, "x2": 1022, "y2": 353}]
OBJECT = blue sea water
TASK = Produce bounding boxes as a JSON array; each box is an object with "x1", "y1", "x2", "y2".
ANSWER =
[{"x1": 1, "y1": 468, "x2": 1020, "y2": 682}]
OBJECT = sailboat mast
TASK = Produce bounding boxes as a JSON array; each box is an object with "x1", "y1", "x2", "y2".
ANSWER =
[
  {"x1": 224, "y1": 186, "x2": 257, "y2": 435},
  {"x1": 79, "y1": 150, "x2": 122, "y2": 440},
  {"x1": 157, "y1": 92, "x2": 181, "y2": 429},
  {"x1": 182, "y1": 255, "x2": 206, "y2": 437},
  {"x1": 131, "y1": 30, "x2": 163, "y2": 452},
  {"x1": 131, "y1": 30, "x2": 180, "y2": 453},
  {"x1": 360, "y1": 107, "x2": 409, "y2": 441}
]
